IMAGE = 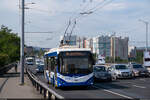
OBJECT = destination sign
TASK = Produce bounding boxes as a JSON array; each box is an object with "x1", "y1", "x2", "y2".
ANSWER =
[{"x1": 65, "y1": 52, "x2": 87, "y2": 56}]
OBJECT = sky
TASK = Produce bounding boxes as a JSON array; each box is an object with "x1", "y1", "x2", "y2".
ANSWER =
[{"x1": 0, "y1": 0, "x2": 150, "y2": 48}]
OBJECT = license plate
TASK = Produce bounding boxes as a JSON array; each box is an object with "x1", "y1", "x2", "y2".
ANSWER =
[
  {"x1": 101, "y1": 77, "x2": 107, "y2": 79},
  {"x1": 123, "y1": 73, "x2": 128, "y2": 76},
  {"x1": 141, "y1": 73, "x2": 145, "y2": 75}
]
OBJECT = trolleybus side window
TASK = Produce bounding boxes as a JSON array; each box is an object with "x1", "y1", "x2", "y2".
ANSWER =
[
  {"x1": 59, "y1": 56, "x2": 66, "y2": 74},
  {"x1": 44, "y1": 57, "x2": 48, "y2": 70},
  {"x1": 51, "y1": 57, "x2": 56, "y2": 71},
  {"x1": 48, "y1": 57, "x2": 51, "y2": 71},
  {"x1": 47, "y1": 57, "x2": 57, "y2": 72}
]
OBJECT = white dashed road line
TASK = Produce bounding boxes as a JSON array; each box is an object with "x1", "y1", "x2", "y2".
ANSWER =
[
  {"x1": 139, "y1": 79, "x2": 146, "y2": 81},
  {"x1": 132, "y1": 85, "x2": 146, "y2": 89},
  {"x1": 93, "y1": 86, "x2": 133, "y2": 99},
  {"x1": 103, "y1": 89, "x2": 133, "y2": 99}
]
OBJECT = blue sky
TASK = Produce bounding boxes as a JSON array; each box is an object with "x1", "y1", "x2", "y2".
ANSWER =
[{"x1": 0, "y1": 0, "x2": 150, "y2": 48}]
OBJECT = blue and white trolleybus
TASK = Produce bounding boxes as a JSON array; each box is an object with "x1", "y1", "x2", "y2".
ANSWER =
[{"x1": 44, "y1": 46, "x2": 95, "y2": 88}]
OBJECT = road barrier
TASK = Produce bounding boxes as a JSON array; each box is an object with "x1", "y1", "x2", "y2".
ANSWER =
[
  {"x1": 26, "y1": 68, "x2": 64, "y2": 100},
  {"x1": 0, "y1": 62, "x2": 17, "y2": 75}
]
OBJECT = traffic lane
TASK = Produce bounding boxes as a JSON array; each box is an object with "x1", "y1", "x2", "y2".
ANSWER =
[
  {"x1": 56, "y1": 86, "x2": 128, "y2": 99},
  {"x1": 118, "y1": 77, "x2": 150, "y2": 88},
  {"x1": 95, "y1": 77, "x2": 150, "y2": 99},
  {"x1": 36, "y1": 74, "x2": 131, "y2": 99},
  {"x1": 26, "y1": 65, "x2": 37, "y2": 74}
]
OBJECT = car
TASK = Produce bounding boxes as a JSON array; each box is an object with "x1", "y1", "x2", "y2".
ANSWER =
[
  {"x1": 145, "y1": 66, "x2": 150, "y2": 76},
  {"x1": 35, "y1": 59, "x2": 41, "y2": 65},
  {"x1": 35, "y1": 62, "x2": 44, "y2": 73},
  {"x1": 129, "y1": 63, "x2": 149, "y2": 77},
  {"x1": 26, "y1": 57, "x2": 34, "y2": 65},
  {"x1": 93, "y1": 65, "x2": 112, "y2": 81},
  {"x1": 108, "y1": 64, "x2": 133, "y2": 79}
]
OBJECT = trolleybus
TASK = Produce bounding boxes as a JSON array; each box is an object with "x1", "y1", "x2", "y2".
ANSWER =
[{"x1": 44, "y1": 46, "x2": 95, "y2": 88}]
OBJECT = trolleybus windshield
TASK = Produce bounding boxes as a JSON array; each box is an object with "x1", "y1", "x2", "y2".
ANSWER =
[{"x1": 59, "y1": 51, "x2": 93, "y2": 74}]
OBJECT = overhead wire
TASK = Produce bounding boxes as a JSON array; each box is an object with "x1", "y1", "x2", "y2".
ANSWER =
[
  {"x1": 75, "y1": 0, "x2": 113, "y2": 21},
  {"x1": 61, "y1": 0, "x2": 113, "y2": 45}
]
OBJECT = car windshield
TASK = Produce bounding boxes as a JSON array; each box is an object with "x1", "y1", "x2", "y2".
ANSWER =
[
  {"x1": 133, "y1": 64, "x2": 143, "y2": 68},
  {"x1": 27, "y1": 59, "x2": 33, "y2": 62},
  {"x1": 115, "y1": 65, "x2": 127, "y2": 70},
  {"x1": 36, "y1": 61, "x2": 41, "y2": 63},
  {"x1": 94, "y1": 66, "x2": 106, "y2": 72}
]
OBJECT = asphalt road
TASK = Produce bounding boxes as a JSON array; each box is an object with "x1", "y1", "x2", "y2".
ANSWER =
[
  {"x1": 34, "y1": 73, "x2": 150, "y2": 100},
  {"x1": 27, "y1": 65, "x2": 150, "y2": 99}
]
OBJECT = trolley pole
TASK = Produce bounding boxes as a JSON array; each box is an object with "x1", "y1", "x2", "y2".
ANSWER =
[{"x1": 20, "y1": 0, "x2": 25, "y2": 85}]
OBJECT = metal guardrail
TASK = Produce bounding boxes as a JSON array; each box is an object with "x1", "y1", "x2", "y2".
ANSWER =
[
  {"x1": 26, "y1": 68, "x2": 64, "y2": 100},
  {"x1": 0, "y1": 62, "x2": 17, "y2": 75}
]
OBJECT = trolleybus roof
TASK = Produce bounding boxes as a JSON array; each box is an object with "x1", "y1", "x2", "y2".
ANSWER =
[{"x1": 44, "y1": 46, "x2": 91, "y2": 56}]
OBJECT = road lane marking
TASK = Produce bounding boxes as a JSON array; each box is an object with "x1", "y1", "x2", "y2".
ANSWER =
[
  {"x1": 103, "y1": 89, "x2": 133, "y2": 99},
  {"x1": 93, "y1": 86, "x2": 133, "y2": 99},
  {"x1": 139, "y1": 79, "x2": 145, "y2": 81},
  {"x1": 122, "y1": 82, "x2": 133, "y2": 84},
  {"x1": 132, "y1": 85, "x2": 146, "y2": 89}
]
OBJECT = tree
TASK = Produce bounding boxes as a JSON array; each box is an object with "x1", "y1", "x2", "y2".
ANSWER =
[
  {"x1": 135, "y1": 51, "x2": 143, "y2": 64},
  {"x1": 0, "y1": 25, "x2": 20, "y2": 67}
]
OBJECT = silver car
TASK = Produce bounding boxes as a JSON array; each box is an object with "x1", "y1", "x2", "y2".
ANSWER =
[
  {"x1": 129, "y1": 64, "x2": 149, "y2": 77},
  {"x1": 108, "y1": 64, "x2": 133, "y2": 79}
]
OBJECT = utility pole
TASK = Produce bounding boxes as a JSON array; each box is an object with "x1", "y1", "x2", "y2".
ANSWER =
[
  {"x1": 113, "y1": 32, "x2": 116, "y2": 64},
  {"x1": 139, "y1": 19, "x2": 149, "y2": 51},
  {"x1": 20, "y1": 0, "x2": 25, "y2": 85},
  {"x1": 146, "y1": 22, "x2": 148, "y2": 51}
]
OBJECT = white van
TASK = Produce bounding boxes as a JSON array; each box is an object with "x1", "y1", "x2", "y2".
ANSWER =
[
  {"x1": 26, "y1": 57, "x2": 34, "y2": 65},
  {"x1": 143, "y1": 51, "x2": 150, "y2": 75},
  {"x1": 96, "y1": 55, "x2": 105, "y2": 65}
]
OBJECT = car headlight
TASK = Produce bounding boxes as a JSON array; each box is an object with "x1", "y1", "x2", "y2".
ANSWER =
[
  {"x1": 133, "y1": 70, "x2": 139, "y2": 74},
  {"x1": 116, "y1": 71, "x2": 121, "y2": 74},
  {"x1": 94, "y1": 73, "x2": 99, "y2": 77}
]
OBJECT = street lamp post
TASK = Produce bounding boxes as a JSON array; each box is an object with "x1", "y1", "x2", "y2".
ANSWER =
[
  {"x1": 20, "y1": 0, "x2": 25, "y2": 85},
  {"x1": 139, "y1": 19, "x2": 149, "y2": 51},
  {"x1": 20, "y1": 0, "x2": 35, "y2": 85},
  {"x1": 113, "y1": 32, "x2": 116, "y2": 64}
]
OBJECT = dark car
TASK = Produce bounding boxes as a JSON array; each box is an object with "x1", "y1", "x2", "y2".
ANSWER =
[
  {"x1": 93, "y1": 65, "x2": 112, "y2": 81},
  {"x1": 129, "y1": 64, "x2": 149, "y2": 77},
  {"x1": 35, "y1": 62, "x2": 44, "y2": 73}
]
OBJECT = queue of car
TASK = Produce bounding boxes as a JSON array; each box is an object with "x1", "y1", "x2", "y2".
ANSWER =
[{"x1": 93, "y1": 62, "x2": 150, "y2": 82}]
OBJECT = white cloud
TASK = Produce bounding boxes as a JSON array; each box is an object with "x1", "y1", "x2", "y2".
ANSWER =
[
  {"x1": 0, "y1": 0, "x2": 19, "y2": 12},
  {"x1": 102, "y1": 2, "x2": 127, "y2": 11},
  {"x1": 0, "y1": 0, "x2": 150, "y2": 48}
]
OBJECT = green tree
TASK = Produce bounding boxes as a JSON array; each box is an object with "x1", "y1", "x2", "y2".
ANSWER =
[
  {"x1": 135, "y1": 51, "x2": 143, "y2": 64},
  {"x1": 38, "y1": 49, "x2": 45, "y2": 58},
  {"x1": 0, "y1": 25, "x2": 20, "y2": 67}
]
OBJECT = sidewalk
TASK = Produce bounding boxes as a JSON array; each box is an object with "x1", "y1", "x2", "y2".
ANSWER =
[{"x1": 0, "y1": 65, "x2": 43, "y2": 98}]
